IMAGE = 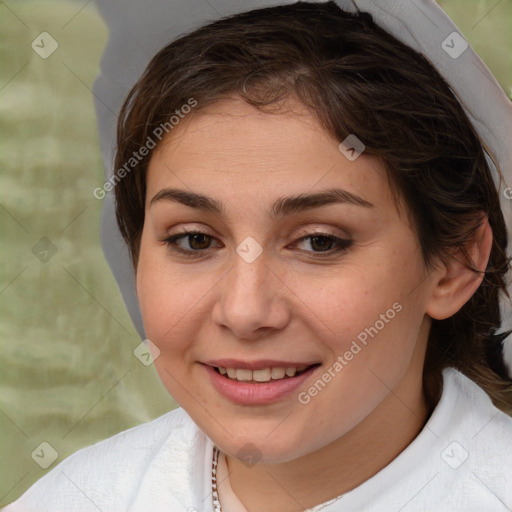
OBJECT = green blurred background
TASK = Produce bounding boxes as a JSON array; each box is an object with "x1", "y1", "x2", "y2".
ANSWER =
[{"x1": 0, "y1": 0, "x2": 510, "y2": 505}]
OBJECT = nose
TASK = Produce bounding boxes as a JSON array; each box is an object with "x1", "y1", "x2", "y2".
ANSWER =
[{"x1": 211, "y1": 254, "x2": 291, "y2": 340}]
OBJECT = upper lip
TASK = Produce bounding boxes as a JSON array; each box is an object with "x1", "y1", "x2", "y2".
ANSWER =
[{"x1": 203, "y1": 359, "x2": 320, "y2": 370}]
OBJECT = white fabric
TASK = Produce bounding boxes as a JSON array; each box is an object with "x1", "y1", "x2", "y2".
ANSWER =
[
  {"x1": 4, "y1": 368, "x2": 511, "y2": 512},
  {"x1": 92, "y1": 0, "x2": 512, "y2": 370}
]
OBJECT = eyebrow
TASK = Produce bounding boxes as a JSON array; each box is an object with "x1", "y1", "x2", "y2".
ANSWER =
[{"x1": 149, "y1": 187, "x2": 374, "y2": 217}]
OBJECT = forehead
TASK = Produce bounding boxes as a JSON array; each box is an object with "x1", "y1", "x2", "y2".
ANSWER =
[
  {"x1": 145, "y1": 96, "x2": 391, "y2": 211},
  {"x1": 152, "y1": 97, "x2": 334, "y2": 168}
]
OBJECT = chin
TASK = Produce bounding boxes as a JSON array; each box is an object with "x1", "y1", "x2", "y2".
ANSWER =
[{"x1": 213, "y1": 426, "x2": 316, "y2": 465}]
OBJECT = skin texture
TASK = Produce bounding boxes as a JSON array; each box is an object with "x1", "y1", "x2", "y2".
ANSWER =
[{"x1": 136, "y1": 97, "x2": 492, "y2": 511}]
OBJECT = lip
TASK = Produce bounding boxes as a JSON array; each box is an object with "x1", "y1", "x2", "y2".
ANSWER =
[{"x1": 203, "y1": 362, "x2": 320, "y2": 405}]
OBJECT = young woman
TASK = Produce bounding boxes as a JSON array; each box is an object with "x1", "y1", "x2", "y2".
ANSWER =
[{"x1": 5, "y1": 2, "x2": 511, "y2": 511}]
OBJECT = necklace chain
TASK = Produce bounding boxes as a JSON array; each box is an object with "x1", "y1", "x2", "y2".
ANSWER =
[{"x1": 212, "y1": 445, "x2": 222, "y2": 511}]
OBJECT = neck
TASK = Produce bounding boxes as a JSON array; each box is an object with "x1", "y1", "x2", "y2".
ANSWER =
[{"x1": 226, "y1": 363, "x2": 430, "y2": 512}]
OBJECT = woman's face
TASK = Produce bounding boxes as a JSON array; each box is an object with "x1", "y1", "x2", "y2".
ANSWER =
[{"x1": 136, "y1": 97, "x2": 437, "y2": 463}]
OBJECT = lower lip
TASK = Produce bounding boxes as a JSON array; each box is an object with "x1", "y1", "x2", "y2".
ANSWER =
[{"x1": 204, "y1": 364, "x2": 319, "y2": 405}]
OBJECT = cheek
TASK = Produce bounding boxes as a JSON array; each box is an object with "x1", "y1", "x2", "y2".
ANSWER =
[
  {"x1": 290, "y1": 277, "x2": 426, "y2": 449},
  {"x1": 135, "y1": 234, "x2": 223, "y2": 366},
  {"x1": 289, "y1": 258, "x2": 416, "y2": 339},
  {"x1": 136, "y1": 234, "x2": 192, "y2": 352},
  {"x1": 299, "y1": 250, "x2": 426, "y2": 438},
  {"x1": 135, "y1": 247, "x2": 208, "y2": 402},
  {"x1": 137, "y1": 272, "x2": 201, "y2": 351}
]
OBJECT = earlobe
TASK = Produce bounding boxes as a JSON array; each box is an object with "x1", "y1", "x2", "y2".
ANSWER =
[{"x1": 426, "y1": 217, "x2": 493, "y2": 321}]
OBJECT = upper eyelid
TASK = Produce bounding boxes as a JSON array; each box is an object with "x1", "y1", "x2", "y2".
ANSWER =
[
  {"x1": 167, "y1": 229, "x2": 347, "y2": 242},
  {"x1": 166, "y1": 222, "x2": 349, "y2": 238},
  {"x1": 167, "y1": 231, "x2": 222, "y2": 245}
]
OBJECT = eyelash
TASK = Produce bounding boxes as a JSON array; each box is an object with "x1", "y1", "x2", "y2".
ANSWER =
[{"x1": 162, "y1": 230, "x2": 352, "y2": 258}]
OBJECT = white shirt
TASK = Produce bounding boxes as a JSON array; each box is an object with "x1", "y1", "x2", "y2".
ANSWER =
[{"x1": 4, "y1": 368, "x2": 512, "y2": 512}]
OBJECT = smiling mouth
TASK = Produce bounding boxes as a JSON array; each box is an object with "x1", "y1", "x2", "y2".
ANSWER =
[{"x1": 213, "y1": 364, "x2": 319, "y2": 383}]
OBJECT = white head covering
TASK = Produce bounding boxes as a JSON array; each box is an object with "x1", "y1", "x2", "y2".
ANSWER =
[{"x1": 92, "y1": 0, "x2": 512, "y2": 371}]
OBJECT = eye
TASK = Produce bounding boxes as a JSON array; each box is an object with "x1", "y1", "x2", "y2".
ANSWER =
[
  {"x1": 162, "y1": 230, "x2": 351, "y2": 258},
  {"x1": 293, "y1": 234, "x2": 352, "y2": 254},
  {"x1": 164, "y1": 231, "x2": 222, "y2": 255}
]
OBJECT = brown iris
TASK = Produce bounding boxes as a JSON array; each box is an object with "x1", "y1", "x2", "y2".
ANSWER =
[
  {"x1": 188, "y1": 233, "x2": 212, "y2": 250},
  {"x1": 309, "y1": 235, "x2": 334, "y2": 252}
]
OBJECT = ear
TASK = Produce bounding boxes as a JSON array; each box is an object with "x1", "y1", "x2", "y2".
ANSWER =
[{"x1": 426, "y1": 217, "x2": 493, "y2": 321}]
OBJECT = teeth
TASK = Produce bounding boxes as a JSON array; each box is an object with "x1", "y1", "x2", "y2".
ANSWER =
[
  {"x1": 217, "y1": 365, "x2": 309, "y2": 382},
  {"x1": 235, "y1": 369, "x2": 252, "y2": 381},
  {"x1": 271, "y1": 367, "x2": 285, "y2": 379},
  {"x1": 253, "y1": 368, "x2": 271, "y2": 382}
]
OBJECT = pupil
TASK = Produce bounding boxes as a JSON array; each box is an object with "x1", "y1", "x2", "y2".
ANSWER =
[
  {"x1": 190, "y1": 234, "x2": 210, "y2": 249},
  {"x1": 311, "y1": 236, "x2": 332, "y2": 251}
]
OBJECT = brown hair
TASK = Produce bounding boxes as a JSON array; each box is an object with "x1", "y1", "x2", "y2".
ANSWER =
[{"x1": 114, "y1": 1, "x2": 512, "y2": 411}]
